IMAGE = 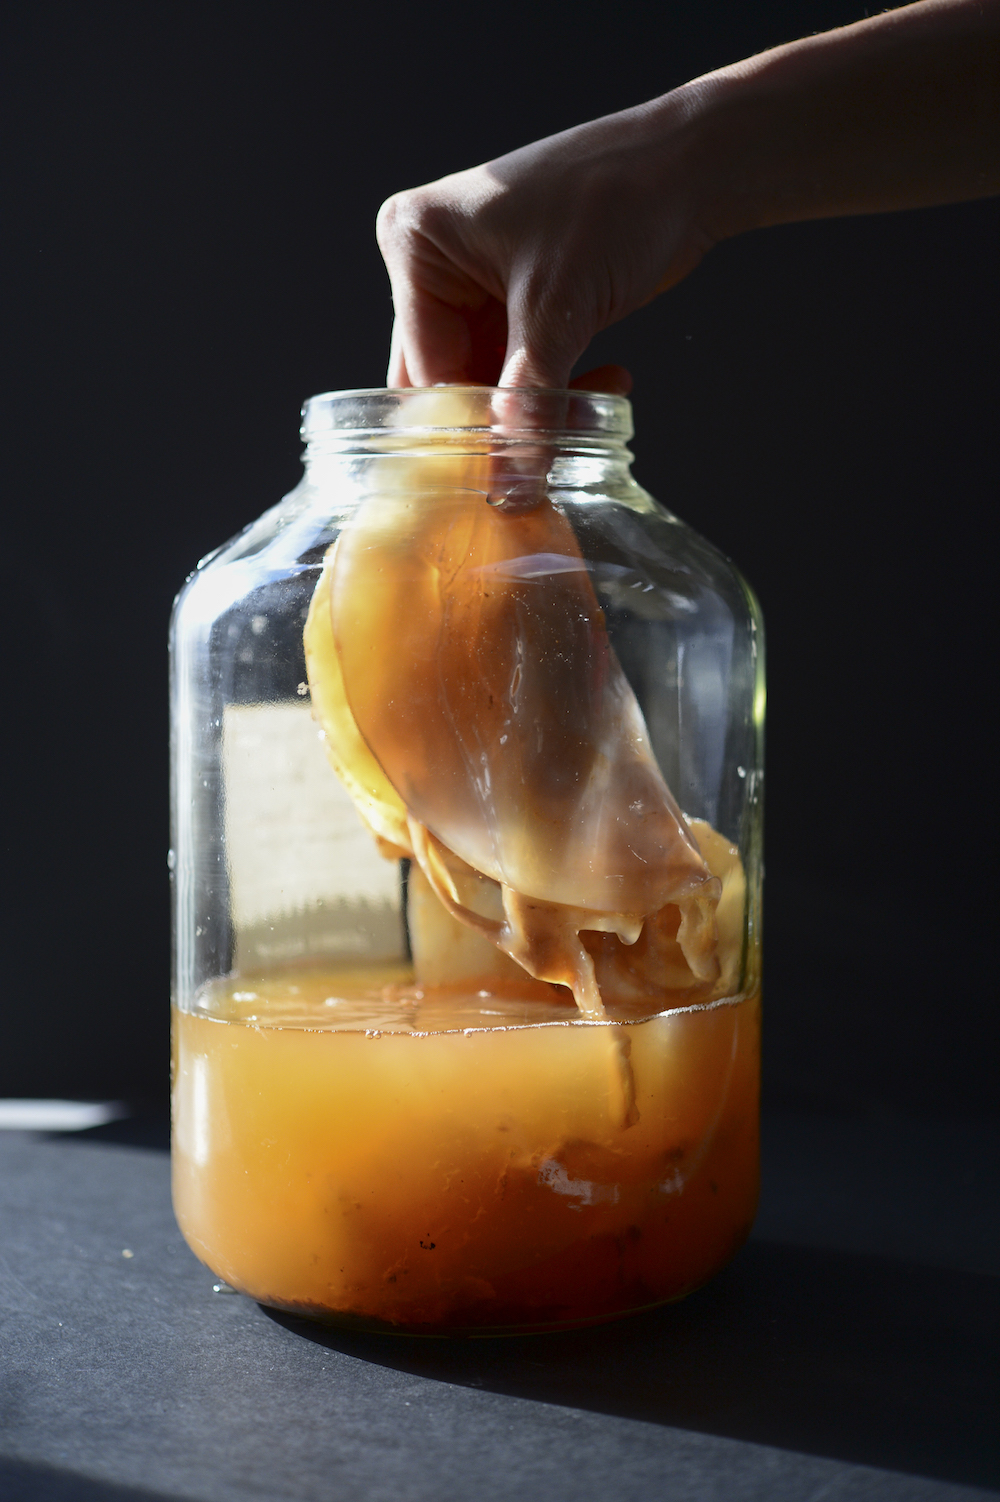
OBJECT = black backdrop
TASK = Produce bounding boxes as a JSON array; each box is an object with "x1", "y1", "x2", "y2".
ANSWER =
[{"x1": 2, "y1": 0, "x2": 996, "y2": 1115}]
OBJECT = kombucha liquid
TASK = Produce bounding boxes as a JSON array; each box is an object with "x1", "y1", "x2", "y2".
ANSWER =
[{"x1": 172, "y1": 967, "x2": 759, "y2": 1335}]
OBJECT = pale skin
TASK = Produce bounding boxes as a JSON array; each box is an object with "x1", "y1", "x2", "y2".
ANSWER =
[{"x1": 376, "y1": 0, "x2": 999, "y2": 396}]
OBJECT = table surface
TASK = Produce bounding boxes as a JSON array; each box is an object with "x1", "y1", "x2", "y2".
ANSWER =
[{"x1": 1, "y1": 1110, "x2": 998, "y2": 1502}]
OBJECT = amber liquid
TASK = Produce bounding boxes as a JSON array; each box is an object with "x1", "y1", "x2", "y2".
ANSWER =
[{"x1": 172, "y1": 966, "x2": 759, "y2": 1335}]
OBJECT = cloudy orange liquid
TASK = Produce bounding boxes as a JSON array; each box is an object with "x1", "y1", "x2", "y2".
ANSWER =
[{"x1": 171, "y1": 968, "x2": 759, "y2": 1334}]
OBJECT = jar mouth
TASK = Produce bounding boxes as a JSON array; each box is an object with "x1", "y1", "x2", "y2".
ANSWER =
[{"x1": 301, "y1": 386, "x2": 633, "y2": 444}]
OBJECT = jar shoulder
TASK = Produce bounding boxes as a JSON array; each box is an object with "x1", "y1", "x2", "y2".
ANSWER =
[
  {"x1": 562, "y1": 481, "x2": 764, "y2": 640},
  {"x1": 171, "y1": 472, "x2": 763, "y2": 645},
  {"x1": 170, "y1": 476, "x2": 333, "y2": 635}
]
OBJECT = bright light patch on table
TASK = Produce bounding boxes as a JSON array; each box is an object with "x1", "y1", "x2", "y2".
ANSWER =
[{"x1": 0, "y1": 1100, "x2": 128, "y2": 1131}]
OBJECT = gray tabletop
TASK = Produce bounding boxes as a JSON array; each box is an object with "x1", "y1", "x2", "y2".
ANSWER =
[{"x1": 2, "y1": 1112, "x2": 998, "y2": 1502}]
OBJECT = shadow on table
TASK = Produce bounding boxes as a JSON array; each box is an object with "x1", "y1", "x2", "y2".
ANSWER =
[
  {"x1": 267, "y1": 1239, "x2": 1000, "y2": 1493},
  {"x1": 0, "y1": 1456, "x2": 173, "y2": 1502}
]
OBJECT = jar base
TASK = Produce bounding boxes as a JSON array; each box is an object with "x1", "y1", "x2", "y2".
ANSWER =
[{"x1": 225, "y1": 1239, "x2": 750, "y2": 1340}]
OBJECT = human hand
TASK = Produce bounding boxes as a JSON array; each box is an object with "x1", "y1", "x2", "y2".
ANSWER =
[{"x1": 376, "y1": 90, "x2": 719, "y2": 393}]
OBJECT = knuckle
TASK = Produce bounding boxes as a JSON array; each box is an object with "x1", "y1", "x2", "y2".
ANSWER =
[
  {"x1": 406, "y1": 195, "x2": 455, "y2": 246},
  {"x1": 376, "y1": 186, "x2": 449, "y2": 252},
  {"x1": 375, "y1": 191, "x2": 407, "y2": 251}
]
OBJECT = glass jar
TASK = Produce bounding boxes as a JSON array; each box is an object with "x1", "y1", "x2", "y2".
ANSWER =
[{"x1": 170, "y1": 386, "x2": 764, "y2": 1336}]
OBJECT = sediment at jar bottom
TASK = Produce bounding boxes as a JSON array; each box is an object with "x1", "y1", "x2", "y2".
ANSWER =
[
  {"x1": 239, "y1": 1255, "x2": 745, "y2": 1338},
  {"x1": 171, "y1": 977, "x2": 759, "y2": 1334}
]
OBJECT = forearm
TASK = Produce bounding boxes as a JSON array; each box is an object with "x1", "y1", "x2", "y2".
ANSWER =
[{"x1": 677, "y1": 0, "x2": 1000, "y2": 241}]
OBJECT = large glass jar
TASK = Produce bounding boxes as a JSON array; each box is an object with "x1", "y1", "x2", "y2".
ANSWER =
[{"x1": 170, "y1": 386, "x2": 764, "y2": 1335}]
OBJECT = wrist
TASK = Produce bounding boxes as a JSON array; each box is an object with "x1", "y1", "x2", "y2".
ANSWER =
[
  {"x1": 657, "y1": 74, "x2": 762, "y2": 245},
  {"x1": 653, "y1": 48, "x2": 846, "y2": 244}
]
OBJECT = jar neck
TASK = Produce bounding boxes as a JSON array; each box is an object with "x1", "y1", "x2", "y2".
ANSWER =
[{"x1": 299, "y1": 386, "x2": 637, "y2": 491}]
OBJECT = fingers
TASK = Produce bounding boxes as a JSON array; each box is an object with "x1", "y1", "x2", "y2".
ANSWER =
[
  {"x1": 392, "y1": 296, "x2": 478, "y2": 388},
  {"x1": 392, "y1": 306, "x2": 633, "y2": 397},
  {"x1": 499, "y1": 263, "x2": 609, "y2": 390},
  {"x1": 379, "y1": 181, "x2": 511, "y2": 387},
  {"x1": 384, "y1": 269, "x2": 508, "y2": 388},
  {"x1": 499, "y1": 296, "x2": 581, "y2": 391}
]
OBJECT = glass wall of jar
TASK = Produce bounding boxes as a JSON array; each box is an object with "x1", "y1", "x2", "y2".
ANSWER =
[{"x1": 169, "y1": 386, "x2": 764, "y2": 1335}]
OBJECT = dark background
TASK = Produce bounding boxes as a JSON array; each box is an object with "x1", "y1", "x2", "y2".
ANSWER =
[{"x1": 2, "y1": 0, "x2": 996, "y2": 1116}]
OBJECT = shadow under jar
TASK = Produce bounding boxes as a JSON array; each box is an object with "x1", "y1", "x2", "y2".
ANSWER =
[{"x1": 170, "y1": 386, "x2": 764, "y2": 1336}]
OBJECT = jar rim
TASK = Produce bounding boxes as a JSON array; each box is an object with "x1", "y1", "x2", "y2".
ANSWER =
[{"x1": 300, "y1": 386, "x2": 633, "y2": 443}]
